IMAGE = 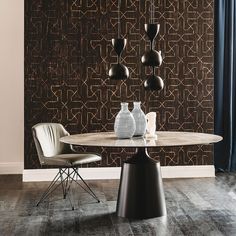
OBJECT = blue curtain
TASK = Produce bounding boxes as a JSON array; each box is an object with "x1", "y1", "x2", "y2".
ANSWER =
[{"x1": 214, "y1": 0, "x2": 236, "y2": 171}]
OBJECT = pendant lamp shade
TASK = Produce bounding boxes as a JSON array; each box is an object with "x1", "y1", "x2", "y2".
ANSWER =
[
  {"x1": 144, "y1": 75, "x2": 164, "y2": 91},
  {"x1": 141, "y1": 1, "x2": 164, "y2": 91},
  {"x1": 108, "y1": 0, "x2": 129, "y2": 81}
]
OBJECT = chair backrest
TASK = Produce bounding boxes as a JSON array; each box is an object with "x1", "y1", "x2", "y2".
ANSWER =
[{"x1": 32, "y1": 123, "x2": 70, "y2": 165}]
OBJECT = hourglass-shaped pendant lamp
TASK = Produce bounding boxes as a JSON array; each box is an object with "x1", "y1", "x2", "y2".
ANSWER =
[
  {"x1": 141, "y1": 0, "x2": 164, "y2": 91},
  {"x1": 108, "y1": 0, "x2": 129, "y2": 80},
  {"x1": 109, "y1": 39, "x2": 129, "y2": 80},
  {"x1": 141, "y1": 24, "x2": 162, "y2": 67}
]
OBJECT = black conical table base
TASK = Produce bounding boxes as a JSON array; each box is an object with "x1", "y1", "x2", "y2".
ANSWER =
[{"x1": 116, "y1": 147, "x2": 166, "y2": 219}]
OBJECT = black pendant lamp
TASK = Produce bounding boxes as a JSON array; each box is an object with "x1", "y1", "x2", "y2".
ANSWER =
[
  {"x1": 141, "y1": 24, "x2": 161, "y2": 67},
  {"x1": 141, "y1": 0, "x2": 164, "y2": 91},
  {"x1": 109, "y1": 0, "x2": 129, "y2": 80}
]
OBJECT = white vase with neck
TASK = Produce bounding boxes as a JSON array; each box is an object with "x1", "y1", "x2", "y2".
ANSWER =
[
  {"x1": 131, "y1": 101, "x2": 147, "y2": 136},
  {"x1": 114, "y1": 102, "x2": 136, "y2": 139}
]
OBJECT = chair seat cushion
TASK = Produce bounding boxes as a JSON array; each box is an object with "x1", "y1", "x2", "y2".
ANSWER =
[{"x1": 52, "y1": 153, "x2": 102, "y2": 165}]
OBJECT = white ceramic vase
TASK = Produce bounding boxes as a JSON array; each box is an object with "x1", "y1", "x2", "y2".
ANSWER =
[
  {"x1": 114, "y1": 103, "x2": 136, "y2": 139},
  {"x1": 131, "y1": 102, "x2": 147, "y2": 136},
  {"x1": 146, "y1": 112, "x2": 157, "y2": 138}
]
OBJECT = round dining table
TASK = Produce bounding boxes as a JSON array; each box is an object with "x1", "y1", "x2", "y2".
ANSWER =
[{"x1": 60, "y1": 131, "x2": 222, "y2": 219}]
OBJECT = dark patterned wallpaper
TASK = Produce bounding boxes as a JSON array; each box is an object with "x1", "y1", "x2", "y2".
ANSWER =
[{"x1": 25, "y1": 0, "x2": 214, "y2": 169}]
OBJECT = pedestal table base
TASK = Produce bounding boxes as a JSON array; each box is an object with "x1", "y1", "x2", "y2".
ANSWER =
[{"x1": 116, "y1": 147, "x2": 166, "y2": 219}]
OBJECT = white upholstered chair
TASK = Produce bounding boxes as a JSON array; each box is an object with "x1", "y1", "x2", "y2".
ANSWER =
[{"x1": 32, "y1": 123, "x2": 102, "y2": 209}]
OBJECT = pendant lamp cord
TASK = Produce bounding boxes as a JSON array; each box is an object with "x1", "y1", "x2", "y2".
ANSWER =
[
  {"x1": 152, "y1": 0, "x2": 154, "y2": 23},
  {"x1": 118, "y1": 0, "x2": 121, "y2": 38}
]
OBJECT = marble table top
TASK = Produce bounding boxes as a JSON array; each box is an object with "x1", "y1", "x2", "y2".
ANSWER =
[{"x1": 60, "y1": 131, "x2": 222, "y2": 148}]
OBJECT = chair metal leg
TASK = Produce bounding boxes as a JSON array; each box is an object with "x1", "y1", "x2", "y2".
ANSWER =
[
  {"x1": 60, "y1": 168, "x2": 74, "y2": 198},
  {"x1": 72, "y1": 167, "x2": 100, "y2": 203},
  {"x1": 36, "y1": 168, "x2": 75, "y2": 208},
  {"x1": 36, "y1": 171, "x2": 61, "y2": 206},
  {"x1": 59, "y1": 169, "x2": 68, "y2": 199},
  {"x1": 60, "y1": 169, "x2": 66, "y2": 199},
  {"x1": 64, "y1": 169, "x2": 76, "y2": 198},
  {"x1": 36, "y1": 169, "x2": 68, "y2": 206},
  {"x1": 66, "y1": 184, "x2": 75, "y2": 211},
  {"x1": 60, "y1": 168, "x2": 75, "y2": 210},
  {"x1": 64, "y1": 169, "x2": 70, "y2": 196},
  {"x1": 66, "y1": 170, "x2": 76, "y2": 197},
  {"x1": 36, "y1": 167, "x2": 99, "y2": 209}
]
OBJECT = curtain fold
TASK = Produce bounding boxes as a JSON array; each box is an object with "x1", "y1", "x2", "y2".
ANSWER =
[{"x1": 214, "y1": 0, "x2": 236, "y2": 171}]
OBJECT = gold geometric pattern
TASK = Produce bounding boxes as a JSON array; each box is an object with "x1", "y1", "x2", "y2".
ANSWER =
[{"x1": 25, "y1": 0, "x2": 214, "y2": 168}]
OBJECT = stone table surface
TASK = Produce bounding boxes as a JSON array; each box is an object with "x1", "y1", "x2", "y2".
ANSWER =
[{"x1": 60, "y1": 131, "x2": 222, "y2": 148}]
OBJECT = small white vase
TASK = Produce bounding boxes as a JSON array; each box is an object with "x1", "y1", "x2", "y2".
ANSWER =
[
  {"x1": 114, "y1": 103, "x2": 136, "y2": 139},
  {"x1": 146, "y1": 112, "x2": 157, "y2": 138},
  {"x1": 131, "y1": 102, "x2": 147, "y2": 136}
]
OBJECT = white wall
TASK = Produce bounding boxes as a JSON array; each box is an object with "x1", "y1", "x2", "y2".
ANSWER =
[{"x1": 0, "y1": 0, "x2": 24, "y2": 174}]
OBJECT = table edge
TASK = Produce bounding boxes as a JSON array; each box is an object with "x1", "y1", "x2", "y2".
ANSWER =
[{"x1": 59, "y1": 131, "x2": 223, "y2": 148}]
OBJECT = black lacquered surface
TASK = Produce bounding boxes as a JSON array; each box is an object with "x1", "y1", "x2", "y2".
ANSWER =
[{"x1": 117, "y1": 148, "x2": 167, "y2": 219}]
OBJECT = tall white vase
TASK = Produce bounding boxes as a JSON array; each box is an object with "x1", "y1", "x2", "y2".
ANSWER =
[
  {"x1": 131, "y1": 102, "x2": 147, "y2": 136},
  {"x1": 146, "y1": 112, "x2": 157, "y2": 138},
  {"x1": 114, "y1": 103, "x2": 136, "y2": 139}
]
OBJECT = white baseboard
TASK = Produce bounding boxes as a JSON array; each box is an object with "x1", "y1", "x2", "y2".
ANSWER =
[
  {"x1": 0, "y1": 162, "x2": 24, "y2": 174},
  {"x1": 23, "y1": 165, "x2": 215, "y2": 182}
]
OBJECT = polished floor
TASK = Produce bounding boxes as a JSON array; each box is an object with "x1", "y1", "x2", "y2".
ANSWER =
[{"x1": 0, "y1": 173, "x2": 236, "y2": 235}]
